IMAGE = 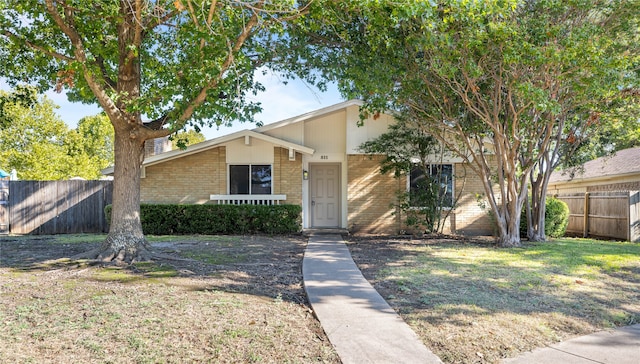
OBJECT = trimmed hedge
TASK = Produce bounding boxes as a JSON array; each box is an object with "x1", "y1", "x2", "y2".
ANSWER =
[{"x1": 105, "y1": 204, "x2": 302, "y2": 235}]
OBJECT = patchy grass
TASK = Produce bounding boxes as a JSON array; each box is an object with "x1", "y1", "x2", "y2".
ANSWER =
[
  {"x1": 348, "y1": 236, "x2": 640, "y2": 364},
  {"x1": 132, "y1": 262, "x2": 179, "y2": 278},
  {"x1": 0, "y1": 234, "x2": 339, "y2": 363},
  {"x1": 182, "y1": 251, "x2": 248, "y2": 265},
  {"x1": 6, "y1": 232, "x2": 635, "y2": 363}
]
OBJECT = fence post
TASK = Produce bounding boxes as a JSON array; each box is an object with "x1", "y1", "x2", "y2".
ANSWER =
[
  {"x1": 631, "y1": 191, "x2": 640, "y2": 242},
  {"x1": 628, "y1": 191, "x2": 632, "y2": 242},
  {"x1": 583, "y1": 192, "x2": 590, "y2": 238}
]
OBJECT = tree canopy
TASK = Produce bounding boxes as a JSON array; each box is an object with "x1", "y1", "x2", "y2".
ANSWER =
[
  {"x1": 291, "y1": 0, "x2": 640, "y2": 246},
  {"x1": 171, "y1": 129, "x2": 206, "y2": 149},
  {"x1": 1, "y1": 0, "x2": 312, "y2": 262},
  {"x1": 0, "y1": 87, "x2": 113, "y2": 179}
]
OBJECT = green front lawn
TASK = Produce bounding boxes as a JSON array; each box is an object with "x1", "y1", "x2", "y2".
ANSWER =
[{"x1": 349, "y1": 237, "x2": 640, "y2": 363}]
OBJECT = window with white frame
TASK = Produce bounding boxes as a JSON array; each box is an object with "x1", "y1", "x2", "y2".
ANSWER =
[
  {"x1": 229, "y1": 165, "x2": 272, "y2": 195},
  {"x1": 409, "y1": 164, "x2": 453, "y2": 207}
]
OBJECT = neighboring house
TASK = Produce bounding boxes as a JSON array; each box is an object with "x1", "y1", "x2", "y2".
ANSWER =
[
  {"x1": 104, "y1": 100, "x2": 492, "y2": 235},
  {"x1": 548, "y1": 147, "x2": 640, "y2": 242},
  {"x1": 548, "y1": 147, "x2": 640, "y2": 195}
]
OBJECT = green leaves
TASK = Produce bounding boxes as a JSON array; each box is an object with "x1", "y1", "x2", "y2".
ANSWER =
[
  {"x1": 0, "y1": 88, "x2": 113, "y2": 180},
  {"x1": 1, "y1": 1, "x2": 309, "y2": 134},
  {"x1": 289, "y1": 0, "x2": 639, "y2": 244},
  {"x1": 170, "y1": 129, "x2": 205, "y2": 150}
]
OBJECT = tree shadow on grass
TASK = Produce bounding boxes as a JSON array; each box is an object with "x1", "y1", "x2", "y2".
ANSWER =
[
  {"x1": 0, "y1": 234, "x2": 310, "y2": 305},
  {"x1": 347, "y1": 236, "x2": 640, "y2": 329}
]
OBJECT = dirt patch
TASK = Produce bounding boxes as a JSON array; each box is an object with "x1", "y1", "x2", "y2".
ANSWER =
[{"x1": 0, "y1": 234, "x2": 339, "y2": 363}]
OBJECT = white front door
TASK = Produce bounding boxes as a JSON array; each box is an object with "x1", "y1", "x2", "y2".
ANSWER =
[{"x1": 310, "y1": 164, "x2": 340, "y2": 228}]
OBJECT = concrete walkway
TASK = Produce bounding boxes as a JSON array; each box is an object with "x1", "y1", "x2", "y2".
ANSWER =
[
  {"x1": 502, "y1": 324, "x2": 640, "y2": 364},
  {"x1": 302, "y1": 234, "x2": 442, "y2": 364},
  {"x1": 302, "y1": 233, "x2": 640, "y2": 364}
]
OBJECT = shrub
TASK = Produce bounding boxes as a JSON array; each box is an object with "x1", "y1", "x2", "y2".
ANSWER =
[
  {"x1": 104, "y1": 204, "x2": 302, "y2": 235},
  {"x1": 545, "y1": 197, "x2": 569, "y2": 238},
  {"x1": 520, "y1": 197, "x2": 570, "y2": 238}
]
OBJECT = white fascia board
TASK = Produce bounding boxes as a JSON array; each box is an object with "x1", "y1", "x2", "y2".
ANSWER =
[
  {"x1": 101, "y1": 129, "x2": 314, "y2": 176},
  {"x1": 246, "y1": 131, "x2": 315, "y2": 155},
  {"x1": 254, "y1": 99, "x2": 364, "y2": 133}
]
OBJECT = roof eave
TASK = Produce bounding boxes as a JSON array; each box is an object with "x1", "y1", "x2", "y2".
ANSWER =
[
  {"x1": 549, "y1": 171, "x2": 640, "y2": 186},
  {"x1": 101, "y1": 129, "x2": 314, "y2": 176},
  {"x1": 254, "y1": 99, "x2": 363, "y2": 133}
]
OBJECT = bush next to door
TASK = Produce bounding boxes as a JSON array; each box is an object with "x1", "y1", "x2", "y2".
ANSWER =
[{"x1": 105, "y1": 204, "x2": 302, "y2": 235}]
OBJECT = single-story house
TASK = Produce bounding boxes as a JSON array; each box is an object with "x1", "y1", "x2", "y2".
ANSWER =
[{"x1": 105, "y1": 100, "x2": 493, "y2": 235}]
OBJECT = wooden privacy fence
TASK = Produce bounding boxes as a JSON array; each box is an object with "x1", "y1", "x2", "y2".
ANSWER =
[
  {"x1": 556, "y1": 191, "x2": 640, "y2": 242},
  {"x1": 3, "y1": 180, "x2": 113, "y2": 235}
]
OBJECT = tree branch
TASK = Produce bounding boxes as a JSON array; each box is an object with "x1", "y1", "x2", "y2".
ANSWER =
[
  {"x1": 176, "y1": 9, "x2": 260, "y2": 127},
  {"x1": 2, "y1": 30, "x2": 74, "y2": 62},
  {"x1": 122, "y1": 0, "x2": 144, "y2": 67},
  {"x1": 143, "y1": 8, "x2": 180, "y2": 31},
  {"x1": 95, "y1": 55, "x2": 116, "y2": 90},
  {"x1": 142, "y1": 114, "x2": 168, "y2": 130},
  {"x1": 44, "y1": 0, "x2": 122, "y2": 122}
]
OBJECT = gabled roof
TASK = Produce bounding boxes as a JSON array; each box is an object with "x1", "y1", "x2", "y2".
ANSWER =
[
  {"x1": 254, "y1": 99, "x2": 363, "y2": 133},
  {"x1": 550, "y1": 147, "x2": 640, "y2": 183},
  {"x1": 102, "y1": 129, "x2": 314, "y2": 175}
]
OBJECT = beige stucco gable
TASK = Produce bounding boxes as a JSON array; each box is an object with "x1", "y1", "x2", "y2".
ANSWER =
[{"x1": 256, "y1": 100, "x2": 395, "y2": 154}]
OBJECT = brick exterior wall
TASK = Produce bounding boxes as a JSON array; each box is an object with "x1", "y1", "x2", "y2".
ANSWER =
[
  {"x1": 140, "y1": 146, "x2": 303, "y2": 206},
  {"x1": 140, "y1": 147, "x2": 226, "y2": 204},
  {"x1": 346, "y1": 155, "x2": 493, "y2": 236},
  {"x1": 347, "y1": 155, "x2": 402, "y2": 234},
  {"x1": 139, "y1": 145, "x2": 492, "y2": 235},
  {"x1": 273, "y1": 147, "x2": 303, "y2": 206},
  {"x1": 451, "y1": 163, "x2": 494, "y2": 235}
]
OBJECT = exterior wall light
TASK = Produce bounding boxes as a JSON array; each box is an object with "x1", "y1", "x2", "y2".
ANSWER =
[{"x1": 303, "y1": 170, "x2": 309, "y2": 180}]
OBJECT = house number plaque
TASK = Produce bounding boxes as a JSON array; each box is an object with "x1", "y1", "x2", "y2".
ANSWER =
[{"x1": 320, "y1": 155, "x2": 329, "y2": 160}]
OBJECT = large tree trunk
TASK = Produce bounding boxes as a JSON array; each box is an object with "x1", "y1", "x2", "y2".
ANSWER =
[
  {"x1": 527, "y1": 175, "x2": 546, "y2": 242},
  {"x1": 497, "y1": 228, "x2": 522, "y2": 247},
  {"x1": 483, "y1": 150, "x2": 530, "y2": 248},
  {"x1": 527, "y1": 152, "x2": 555, "y2": 242},
  {"x1": 100, "y1": 128, "x2": 151, "y2": 262},
  {"x1": 494, "y1": 197, "x2": 526, "y2": 247},
  {"x1": 73, "y1": 1, "x2": 152, "y2": 263},
  {"x1": 94, "y1": 1, "x2": 150, "y2": 263},
  {"x1": 75, "y1": 126, "x2": 152, "y2": 263}
]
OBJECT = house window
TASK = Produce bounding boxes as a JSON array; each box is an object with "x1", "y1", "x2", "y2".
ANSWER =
[
  {"x1": 409, "y1": 164, "x2": 453, "y2": 207},
  {"x1": 229, "y1": 165, "x2": 272, "y2": 195}
]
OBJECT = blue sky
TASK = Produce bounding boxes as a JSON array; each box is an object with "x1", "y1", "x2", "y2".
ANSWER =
[{"x1": 2, "y1": 69, "x2": 344, "y2": 140}]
